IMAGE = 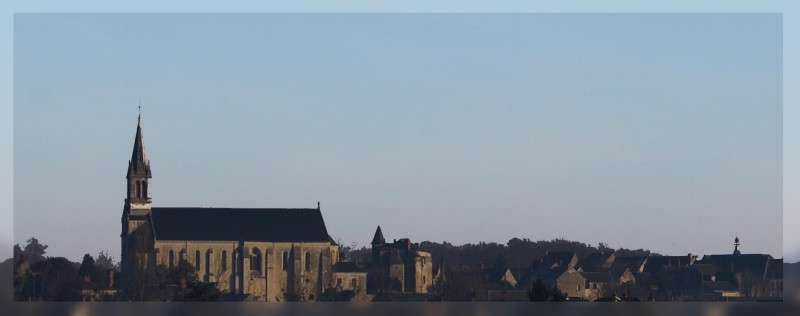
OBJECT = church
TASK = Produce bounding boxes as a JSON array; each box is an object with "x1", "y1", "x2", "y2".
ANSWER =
[{"x1": 119, "y1": 114, "x2": 342, "y2": 301}]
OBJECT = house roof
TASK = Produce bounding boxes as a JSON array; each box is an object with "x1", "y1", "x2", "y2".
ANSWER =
[
  {"x1": 700, "y1": 254, "x2": 772, "y2": 277},
  {"x1": 612, "y1": 256, "x2": 648, "y2": 273},
  {"x1": 334, "y1": 262, "x2": 368, "y2": 273},
  {"x1": 578, "y1": 252, "x2": 615, "y2": 272},
  {"x1": 581, "y1": 271, "x2": 615, "y2": 283},
  {"x1": 150, "y1": 207, "x2": 330, "y2": 242}
]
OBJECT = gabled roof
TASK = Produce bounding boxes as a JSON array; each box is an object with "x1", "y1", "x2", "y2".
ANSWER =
[
  {"x1": 538, "y1": 251, "x2": 578, "y2": 269},
  {"x1": 150, "y1": 207, "x2": 330, "y2": 242},
  {"x1": 612, "y1": 256, "x2": 648, "y2": 273},
  {"x1": 578, "y1": 252, "x2": 615, "y2": 272}
]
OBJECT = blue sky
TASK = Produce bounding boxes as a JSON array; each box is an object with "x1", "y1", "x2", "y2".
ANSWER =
[{"x1": 2, "y1": 2, "x2": 798, "y2": 263}]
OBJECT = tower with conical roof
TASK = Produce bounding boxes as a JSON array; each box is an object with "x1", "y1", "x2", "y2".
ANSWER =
[{"x1": 371, "y1": 226, "x2": 385, "y2": 264}]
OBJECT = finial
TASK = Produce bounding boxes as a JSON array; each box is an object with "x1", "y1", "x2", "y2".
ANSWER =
[
  {"x1": 138, "y1": 99, "x2": 142, "y2": 124},
  {"x1": 317, "y1": 201, "x2": 320, "y2": 210}
]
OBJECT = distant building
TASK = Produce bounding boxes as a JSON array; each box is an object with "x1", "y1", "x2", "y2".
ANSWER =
[{"x1": 367, "y1": 226, "x2": 433, "y2": 294}]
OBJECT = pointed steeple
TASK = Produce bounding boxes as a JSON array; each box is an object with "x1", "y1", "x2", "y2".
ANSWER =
[
  {"x1": 126, "y1": 113, "x2": 152, "y2": 206},
  {"x1": 371, "y1": 226, "x2": 385, "y2": 245},
  {"x1": 127, "y1": 115, "x2": 151, "y2": 177}
]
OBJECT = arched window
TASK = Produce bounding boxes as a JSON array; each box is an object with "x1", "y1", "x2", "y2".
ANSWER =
[
  {"x1": 305, "y1": 252, "x2": 311, "y2": 271},
  {"x1": 142, "y1": 181, "x2": 148, "y2": 199},
  {"x1": 282, "y1": 251, "x2": 288, "y2": 271},
  {"x1": 195, "y1": 250, "x2": 201, "y2": 269},
  {"x1": 168, "y1": 250, "x2": 174, "y2": 269},
  {"x1": 222, "y1": 250, "x2": 228, "y2": 271},
  {"x1": 135, "y1": 180, "x2": 141, "y2": 198},
  {"x1": 251, "y1": 248, "x2": 262, "y2": 274}
]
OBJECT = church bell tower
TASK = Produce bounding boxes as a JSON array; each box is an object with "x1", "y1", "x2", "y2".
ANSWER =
[{"x1": 122, "y1": 112, "x2": 152, "y2": 236}]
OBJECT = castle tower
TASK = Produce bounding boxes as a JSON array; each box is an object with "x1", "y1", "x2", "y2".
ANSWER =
[{"x1": 371, "y1": 226, "x2": 385, "y2": 264}]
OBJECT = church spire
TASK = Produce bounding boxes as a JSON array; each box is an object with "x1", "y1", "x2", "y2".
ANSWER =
[
  {"x1": 126, "y1": 112, "x2": 152, "y2": 206},
  {"x1": 127, "y1": 112, "x2": 151, "y2": 177}
]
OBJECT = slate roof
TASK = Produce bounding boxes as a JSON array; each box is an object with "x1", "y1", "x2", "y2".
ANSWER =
[
  {"x1": 150, "y1": 207, "x2": 330, "y2": 242},
  {"x1": 700, "y1": 254, "x2": 773, "y2": 277},
  {"x1": 334, "y1": 262, "x2": 368, "y2": 273},
  {"x1": 578, "y1": 252, "x2": 615, "y2": 272}
]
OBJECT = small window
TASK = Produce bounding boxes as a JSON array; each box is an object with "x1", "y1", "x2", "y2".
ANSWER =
[
  {"x1": 195, "y1": 250, "x2": 201, "y2": 269},
  {"x1": 282, "y1": 252, "x2": 289, "y2": 271},
  {"x1": 168, "y1": 250, "x2": 174, "y2": 269},
  {"x1": 305, "y1": 252, "x2": 311, "y2": 271},
  {"x1": 222, "y1": 251, "x2": 228, "y2": 271}
]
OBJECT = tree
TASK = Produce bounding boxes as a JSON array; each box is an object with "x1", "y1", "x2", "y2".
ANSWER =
[
  {"x1": 79, "y1": 254, "x2": 96, "y2": 278},
  {"x1": 493, "y1": 253, "x2": 507, "y2": 271},
  {"x1": 96, "y1": 250, "x2": 117, "y2": 271},
  {"x1": 551, "y1": 285, "x2": 567, "y2": 301},
  {"x1": 528, "y1": 278, "x2": 551, "y2": 301},
  {"x1": 22, "y1": 237, "x2": 48, "y2": 264},
  {"x1": 33, "y1": 257, "x2": 80, "y2": 301}
]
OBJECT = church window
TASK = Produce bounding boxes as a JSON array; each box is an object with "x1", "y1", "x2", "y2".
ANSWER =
[
  {"x1": 305, "y1": 252, "x2": 311, "y2": 271},
  {"x1": 251, "y1": 248, "x2": 262, "y2": 274},
  {"x1": 142, "y1": 181, "x2": 148, "y2": 199},
  {"x1": 205, "y1": 250, "x2": 212, "y2": 280},
  {"x1": 423, "y1": 275, "x2": 426, "y2": 286},
  {"x1": 222, "y1": 251, "x2": 228, "y2": 271},
  {"x1": 135, "y1": 181, "x2": 141, "y2": 198},
  {"x1": 195, "y1": 250, "x2": 201, "y2": 269},
  {"x1": 282, "y1": 251, "x2": 288, "y2": 271},
  {"x1": 168, "y1": 250, "x2": 174, "y2": 269}
]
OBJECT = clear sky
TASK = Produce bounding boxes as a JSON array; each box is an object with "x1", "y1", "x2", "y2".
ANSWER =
[{"x1": 2, "y1": 2, "x2": 798, "y2": 264}]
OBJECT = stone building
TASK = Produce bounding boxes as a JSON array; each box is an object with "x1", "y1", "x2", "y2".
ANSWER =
[
  {"x1": 119, "y1": 115, "x2": 339, "y2": 301},
  {"x1": 367, "y1": 226, "x2": 433, "y2": 293}
]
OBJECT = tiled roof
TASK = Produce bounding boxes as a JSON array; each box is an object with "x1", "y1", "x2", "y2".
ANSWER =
[{"x1": 150, "y1": 207, "x2": 330, "y2": 242}]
